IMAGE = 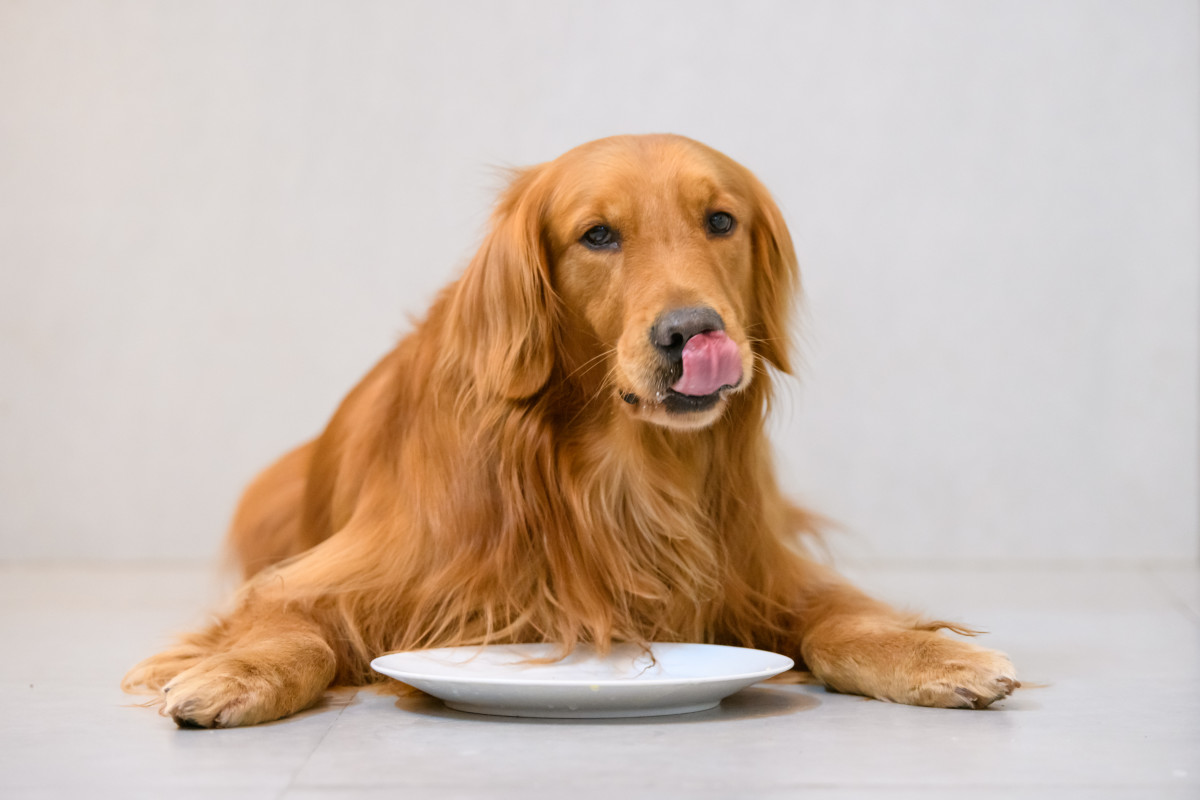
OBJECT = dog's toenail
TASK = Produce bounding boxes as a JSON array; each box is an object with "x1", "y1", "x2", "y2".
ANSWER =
[{"x1": 954, "y1": 687, "x2": 982, "y2": 708}]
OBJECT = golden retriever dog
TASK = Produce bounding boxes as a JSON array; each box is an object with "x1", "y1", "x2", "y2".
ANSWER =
[{"x1": 124, "y1": 134, "x2": 1017, "y2": 727}]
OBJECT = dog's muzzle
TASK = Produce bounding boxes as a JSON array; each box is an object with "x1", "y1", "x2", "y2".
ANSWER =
[{"x1": 628, "y1": 306, "x2": 744, "y2": 413}]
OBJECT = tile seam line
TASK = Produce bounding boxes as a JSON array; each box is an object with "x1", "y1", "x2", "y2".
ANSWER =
[
  {"x1": 280, "y1": 780, "x2": 1199, "y2": 791},
  {"x1": 277, "y1": 691, "x2": 353, "y2": 800}
]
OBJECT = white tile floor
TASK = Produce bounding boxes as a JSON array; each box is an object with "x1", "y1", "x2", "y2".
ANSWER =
[{"x1": 1, "y1": 561, "x2": 1197, "y2": 799}]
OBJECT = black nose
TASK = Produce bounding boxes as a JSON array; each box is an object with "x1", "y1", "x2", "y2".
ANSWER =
[{"x1": 650, "y1": 306, "x2": 725, "y2": 359}]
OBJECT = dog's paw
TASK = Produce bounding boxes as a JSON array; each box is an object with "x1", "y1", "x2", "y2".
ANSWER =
[
  {"x1": 896, "y1": 642, "x2": 1019, "y2": 709},
  {"x1": 161, "y1": 657, "x2": 277, "y2": 729},
  {"x1": 806, "y1": 622, "x2": 1019, "y2": 710}
]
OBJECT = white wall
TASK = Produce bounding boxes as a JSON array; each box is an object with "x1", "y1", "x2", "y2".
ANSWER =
[{"x1": 1, "y1": 0, "x2": 1196, "y2": 562}]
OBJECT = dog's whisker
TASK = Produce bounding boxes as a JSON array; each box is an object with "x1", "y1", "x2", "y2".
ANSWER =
[{"x1": 562, "y1": 348, "x2": 616, "y2": 383}]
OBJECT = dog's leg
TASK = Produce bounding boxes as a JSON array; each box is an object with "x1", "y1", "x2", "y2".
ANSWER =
[
  {"x1": 124, "y1": 584, "x2": 338, "y2": 729},
  {"x1": 151, "y1": 611, "x2": 335, "y2": 728},
  {"x1": 124, "y1": 522, "x2": 399, "y2": 728},
  {"x1": 795, "y1": 565, "x2": 1018, "y2": 709}
]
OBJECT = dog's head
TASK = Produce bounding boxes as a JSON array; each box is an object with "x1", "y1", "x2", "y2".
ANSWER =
[{"x1": 451, "y1": 134, "x2": 798, "y2": 430}]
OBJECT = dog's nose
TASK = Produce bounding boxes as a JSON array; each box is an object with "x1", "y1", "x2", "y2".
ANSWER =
[{"x1": 650, "y1": 306, "x2": 725, "y2": 358}]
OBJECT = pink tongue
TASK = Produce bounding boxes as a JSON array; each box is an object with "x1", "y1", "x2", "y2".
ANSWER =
[{"x1": 672, "y1": 331, "x2": 743, "y2": 396}]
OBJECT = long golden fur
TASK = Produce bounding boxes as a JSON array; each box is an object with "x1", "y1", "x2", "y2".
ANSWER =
[{"x1": 124, "y1": 134, "x2": 1016, "y2": 727}]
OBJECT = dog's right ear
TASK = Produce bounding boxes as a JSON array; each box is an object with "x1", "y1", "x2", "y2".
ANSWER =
[{"x1": 445, "y1": 166, "x2": 556, "y2": 400}]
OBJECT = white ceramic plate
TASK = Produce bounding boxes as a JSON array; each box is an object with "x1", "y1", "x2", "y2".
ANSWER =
[{"x1": 370, "y1": 642, "x2": 793, "y2": 718}]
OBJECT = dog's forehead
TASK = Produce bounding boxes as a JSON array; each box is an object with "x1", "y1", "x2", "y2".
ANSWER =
[{"x1": 546, "y1": 139, "x2": 747, "y2": 230}]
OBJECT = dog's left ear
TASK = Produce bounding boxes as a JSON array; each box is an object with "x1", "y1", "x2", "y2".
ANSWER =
[
  {"x1": 746, "y1": 174, "x2": 800, "y2": 374},
  {"x1": 449, "y1": 166, "x2": 556, "y2": 400}
]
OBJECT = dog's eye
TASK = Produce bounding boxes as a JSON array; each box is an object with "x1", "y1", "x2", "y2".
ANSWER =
[
  {"x1": 706, "y1": 212, "x2": 735, "y2": 236},
  {"x1": 581, "y1": 225, "x2": 619, "y2": 250}
]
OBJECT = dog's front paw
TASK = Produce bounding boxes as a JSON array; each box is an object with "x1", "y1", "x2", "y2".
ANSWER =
[
  {"x1": 804, "y1": 621, "x2": 1019, "y2": 710},
  {"x1": 160, "y1": 655, "x2": 294, "y2": 729},
  {"x1": 897, "y1": 642, "x2": 1018, "y2": 709}
]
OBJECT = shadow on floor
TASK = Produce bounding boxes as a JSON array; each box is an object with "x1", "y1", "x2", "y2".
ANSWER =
[{"x1": 389, "y1": 684, "x2": 821, "y2": 726}]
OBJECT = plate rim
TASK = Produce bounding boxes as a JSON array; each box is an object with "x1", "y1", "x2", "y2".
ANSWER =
[{"x1": 369, "y1": 642, "x2": 795, "y2": 688}]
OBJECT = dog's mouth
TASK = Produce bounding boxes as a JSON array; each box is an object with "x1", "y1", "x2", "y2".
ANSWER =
[
  {"x1": 618, "y1": 330, "x2": 746, "y2": 422},
  {"x1": 621, "y1": 385, "x2": 736, "y2": 414},
  {"x1": 664, "y1": 385, "x2": 735, "y2": 413}
]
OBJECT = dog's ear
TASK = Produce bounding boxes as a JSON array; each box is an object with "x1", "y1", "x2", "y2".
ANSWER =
[
  {"x1": 449, "y1": 166, "x2": 556, "y2": 400},
  {"x1": 746, "y1": 174, "x2": 800, "y2": 374}
]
